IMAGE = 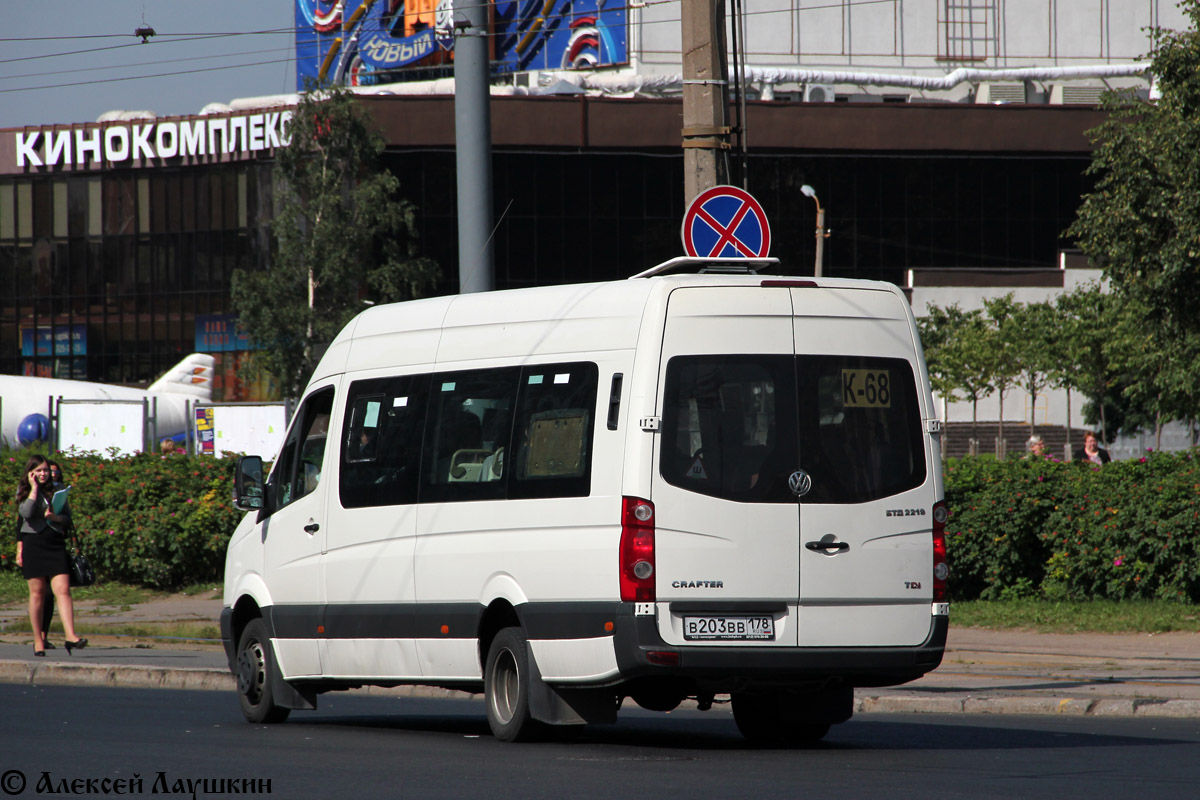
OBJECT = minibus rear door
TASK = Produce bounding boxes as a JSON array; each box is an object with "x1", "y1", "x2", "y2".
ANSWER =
[
  {"x1": 790, "y1": 287, "x2": 936, "y2": 648},
  {"x1": 652, "y1": 286, "x2": 802, "y2": 647}
]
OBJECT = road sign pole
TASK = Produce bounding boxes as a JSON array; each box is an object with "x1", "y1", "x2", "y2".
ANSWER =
[
  {"x1": 454, "y1": 1, "x2": 495, "y2": 295},
  {"x1": 681, "y1": 0, "x2": 730, "y2": 202}
]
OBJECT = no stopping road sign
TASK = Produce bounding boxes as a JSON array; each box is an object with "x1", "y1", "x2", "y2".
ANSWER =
[{"x1": 681, "y1": 185, "x2": 771, "y2": 258}]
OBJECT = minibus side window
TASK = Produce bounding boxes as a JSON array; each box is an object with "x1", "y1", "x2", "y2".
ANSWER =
[
  {"x1": 273, "y1": 388, "x2": 334, "y2": 511},
  {"x1": 339, "y1": 374, "x2": 429, "y2": 509},
  {"x1": 420, "y1": 367, "x2": 519, "y2": 503},
  {"x1": 509, "y1": 362, "x2": 598, "y2": 500}
]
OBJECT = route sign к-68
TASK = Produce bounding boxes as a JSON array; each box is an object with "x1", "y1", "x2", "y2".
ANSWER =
[
  {"x1": 842, "y1": 369, "x2": 892, "y2": 408},
  {"x1": 681, "y1": 185, "x2": 772, "y2": 258}
]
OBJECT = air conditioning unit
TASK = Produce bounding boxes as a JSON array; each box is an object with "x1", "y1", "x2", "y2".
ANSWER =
[
  {"x1": 804, "y1": 84, "x2": 837, "y2": 103},
  {"x1": 975, "y1": 83, "x2": 1026, "y2": 104},
  {"x1": 1049, "y1": 84, "x2": 1105, "y2": 105}
]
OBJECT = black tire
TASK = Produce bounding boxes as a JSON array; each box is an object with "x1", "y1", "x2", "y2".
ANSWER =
[
  {"x1": 484, "y1": 627, "x2": 543, "y2": 742},
  {"x1": 236, "y1": 618, "x2": 291, "y2": 724},
  {"x1": 732, "y1": 692, "x2": 830, "y2": 746}
]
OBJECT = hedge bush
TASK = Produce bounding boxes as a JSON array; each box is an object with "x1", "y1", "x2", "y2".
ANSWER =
[
  {"x1": 1, "y1": 448, "x2": 242, "y2": 589},
  {"x1": 7, "y1": 446, "x2": 1198, "y2": 600},
  {"x1": 945, "y1": 450, "x2": 1200, "y2": 603}
]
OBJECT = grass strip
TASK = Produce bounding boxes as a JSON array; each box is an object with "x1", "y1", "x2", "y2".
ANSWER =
[{"x1": 952, "y1": 599, "x2": 1200, "y2": 633}]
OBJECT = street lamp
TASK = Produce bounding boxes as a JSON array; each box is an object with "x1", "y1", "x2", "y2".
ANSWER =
[{"x1": 800, "y1": 184, "x2": 829, "y2": 277}]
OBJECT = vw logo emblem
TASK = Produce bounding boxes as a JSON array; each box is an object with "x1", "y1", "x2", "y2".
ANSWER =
[{"x1": 788, "y1": 470, "x2": 812, "y2": 497}]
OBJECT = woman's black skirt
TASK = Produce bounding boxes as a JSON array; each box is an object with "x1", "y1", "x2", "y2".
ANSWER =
[{"x1": 20, "y1": 528, "x2": 71, "y2": 580}]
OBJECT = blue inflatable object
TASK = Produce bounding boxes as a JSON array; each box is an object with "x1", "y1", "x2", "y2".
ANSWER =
[{"x1": 16, "y1": 413, "x2": 51, "y2": 447}]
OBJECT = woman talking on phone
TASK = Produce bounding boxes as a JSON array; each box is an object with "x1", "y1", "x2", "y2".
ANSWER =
[{"x1": 15, "y1": 455, "x2": 86, "y2": 657}]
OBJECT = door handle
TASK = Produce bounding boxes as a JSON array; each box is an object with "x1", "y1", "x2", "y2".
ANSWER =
[
  {"x1": 304, "y1": 523, "x2": 320, "y2": 534},
  {"x1": 805, "y1": 540, "x2": 849, "y2": 554}
]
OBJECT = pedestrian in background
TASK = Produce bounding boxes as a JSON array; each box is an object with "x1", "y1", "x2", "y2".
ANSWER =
[
  {"x1": 35, "y1": 460, "x2": 69, "y2": 648},
  {"x1": 15, "y1": 455, "x2": 87, "y2": 657},
  {"x1": 1073, "y1": 431, "x2": 1111, "y2": 466}
]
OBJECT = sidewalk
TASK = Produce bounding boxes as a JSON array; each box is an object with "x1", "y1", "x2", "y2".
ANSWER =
[{"x1": 4, "y1": 593, "x2": 1200, "y2": 718}]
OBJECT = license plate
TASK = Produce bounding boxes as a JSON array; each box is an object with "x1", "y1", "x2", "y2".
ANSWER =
[{"x1": 683, "y1": 615, "x2": 775, "y2": 641}]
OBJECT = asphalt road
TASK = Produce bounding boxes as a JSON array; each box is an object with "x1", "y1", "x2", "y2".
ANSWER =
[{"x1": 5, "y1": 685, "x2": 1200, "y2": 800}]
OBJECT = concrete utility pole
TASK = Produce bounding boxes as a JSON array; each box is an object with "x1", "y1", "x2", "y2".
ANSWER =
[
  {"x1": 454, "y1": 0, "x2": 495, "y2": 294},
  {"x1": 681, "y1": 0, "x2": 731, "y2": 202}
]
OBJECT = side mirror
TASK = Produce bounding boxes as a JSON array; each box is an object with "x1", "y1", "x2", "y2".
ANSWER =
[{"x1": 234, "y1": 455, "x2": 265, "y2": 512}]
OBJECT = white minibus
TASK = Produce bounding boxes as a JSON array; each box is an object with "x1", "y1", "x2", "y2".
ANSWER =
[{"x1": 221, "y1": 257, "x2": 949, "y2": 743}]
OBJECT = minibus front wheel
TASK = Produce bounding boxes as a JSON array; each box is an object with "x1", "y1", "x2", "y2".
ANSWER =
[
  {"x1": 484, "y1": 627, "x2": 544, "y2": 742},
  {"x1": 236, "y1": 618, "x2": 291, "y2": 724}
]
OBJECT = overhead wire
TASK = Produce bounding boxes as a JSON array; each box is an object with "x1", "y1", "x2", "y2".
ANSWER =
[
  {"x1": 0, "y1": 28, "x2": 296, "y2": 42},
  {"x1": 0, "y1": 47, "x2": 297, "y2": 84},
  {"x1": 0, "y1": 30, "x2": 293, "y2": 66},
  {"x1": 0, "y1": 57, "x2": 298, "y2": 95}
]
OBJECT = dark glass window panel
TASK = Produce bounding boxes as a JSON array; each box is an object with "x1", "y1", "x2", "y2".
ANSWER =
[
  {"x1": 339, "y1": 373, "x2": 429, "y2": 508},
  {"x1": 67, "y1": 179, "x2": 88, "y2": 238},
  {"x1": 274, "y1": 388, "x2": 335, "y2": 510},
  {"x1": 102, "y1": 177, "x2": 135, "y2": 236},
  {"x1": 508, "y1": 362, "x2": 598, "y2": 500},
  {"x1": 661, "y1": 355, "x2": 926, "y2": 505},
  {"x1": 661, "y1": 355, "x2": 799, "y2": 504},
  {"x1": 794, "y1": 355, "x2": 926, "y2": 503},
  {"x1": 181, "y1": 173, "x2": 196, "y2": 233},
  {"x1": 420, "y1": 366, "x2": 519, "y2": 503},
  {"x1": 32, "y1": 181, "x2": 52, "y2": 239}
]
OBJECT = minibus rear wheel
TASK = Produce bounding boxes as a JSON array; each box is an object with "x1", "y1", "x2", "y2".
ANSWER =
[
  {"x1": 236, "y1": 618, "x2": 290, "y2": 724},
  {"x1": 732, "y1": 692, "x2": 830, "y2": 745},
  {"x1": 484, "y1": 627, "x2": 544, "y2": 742}
]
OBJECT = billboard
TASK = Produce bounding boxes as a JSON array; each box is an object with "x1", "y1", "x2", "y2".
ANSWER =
[
  {"x1": 295, "y1": 0, "x2": 627, "y2": 88},
  {"x1": 195, "y1": 314, "x2": 252, "y2": 354},
  {"x1": 20, "y1": 325, "x2": 87, "y2": 358}
]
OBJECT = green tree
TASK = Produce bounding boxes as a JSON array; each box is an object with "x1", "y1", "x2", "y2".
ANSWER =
[
  {"x1": 1110, "y1": 310, "x2": 1200, "y2": 447},
  {"x1": 918, "y1": 303, "x2": 993, "y2": 447},
  {"x1": 1069, "y1": 1, "x2": 1200, "y2": 338},
  {"x1": 981, "y1": 294, "x2": 1022, "y2": 449},
  {"x1": 1005, "y1": 300, "x2": 1059, "y2": 442},
  {"x1": 231, "y1": 81, "x2": 439, "y2": 399},
  {"x1": 1055, "y1": 284, "x2": 1126, "y2": 443}
]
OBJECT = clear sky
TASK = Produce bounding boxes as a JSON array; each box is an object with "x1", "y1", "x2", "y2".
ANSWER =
[{"x1": 2, "y1": 1, "x2": 296, "y2": 129}]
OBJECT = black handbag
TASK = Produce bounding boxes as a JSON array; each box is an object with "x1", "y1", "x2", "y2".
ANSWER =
[
  {"x1": 70, "y1": 552, "x2": 95, "y2": 587},
  {"x1": 68, "y1": 528, "x2": 95, "y2": 587}
]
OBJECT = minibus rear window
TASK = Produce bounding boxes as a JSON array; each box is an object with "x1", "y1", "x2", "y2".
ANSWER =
[
  {"x1": 660, "y1": 356, "x2": 798, "y2": 504},
  {"x1": 795, "y1": 355, "x2": 926, "y2": 504},
  {"x1": 660, "y1": 355, "x2": 926, "y2": 504}
]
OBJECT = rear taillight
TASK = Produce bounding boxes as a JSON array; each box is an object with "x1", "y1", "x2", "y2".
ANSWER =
[
  {"x1": 620, "y1": 497, "x2": 656, "y2": 602},
  {"x1": 931, "y1": 501, "x2": 949, "y2": 602}
]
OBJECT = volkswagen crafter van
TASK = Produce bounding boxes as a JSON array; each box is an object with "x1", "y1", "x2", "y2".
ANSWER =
[{"x1": 221, "y1": 257, "x2": 949, "y2": 743}]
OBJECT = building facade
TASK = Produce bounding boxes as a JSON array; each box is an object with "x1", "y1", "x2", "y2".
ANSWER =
[
  {"x1": 0, "y1": 112, "x2": 286, "y2": 395},
  {"x1": 2, "y1": 0, "x2": 1190, "y2": 396}
]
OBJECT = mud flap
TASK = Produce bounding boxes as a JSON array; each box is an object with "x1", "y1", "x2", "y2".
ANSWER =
[
  {"x1": 270, "y1": 656, "x2": 318, "y2": 711},
  {"x1": 525, "y1": 649, "x2": 617, "y2": 726}
]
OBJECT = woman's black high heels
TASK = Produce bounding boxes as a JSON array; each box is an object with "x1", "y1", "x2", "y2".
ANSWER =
[{"x1": 64, "y1": 638, "x2": 87, "y2": 656}]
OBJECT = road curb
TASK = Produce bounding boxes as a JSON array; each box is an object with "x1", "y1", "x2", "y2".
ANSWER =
[
  {"x1": 0, "y1": 660, "x2": 233, "y2": 692},
  {"x1": 857, "y1": 692, "x2": 1200, "y2": 718},
  {"x1": 4, "y1": 658, "x2": 1200, "y2": 719}
]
